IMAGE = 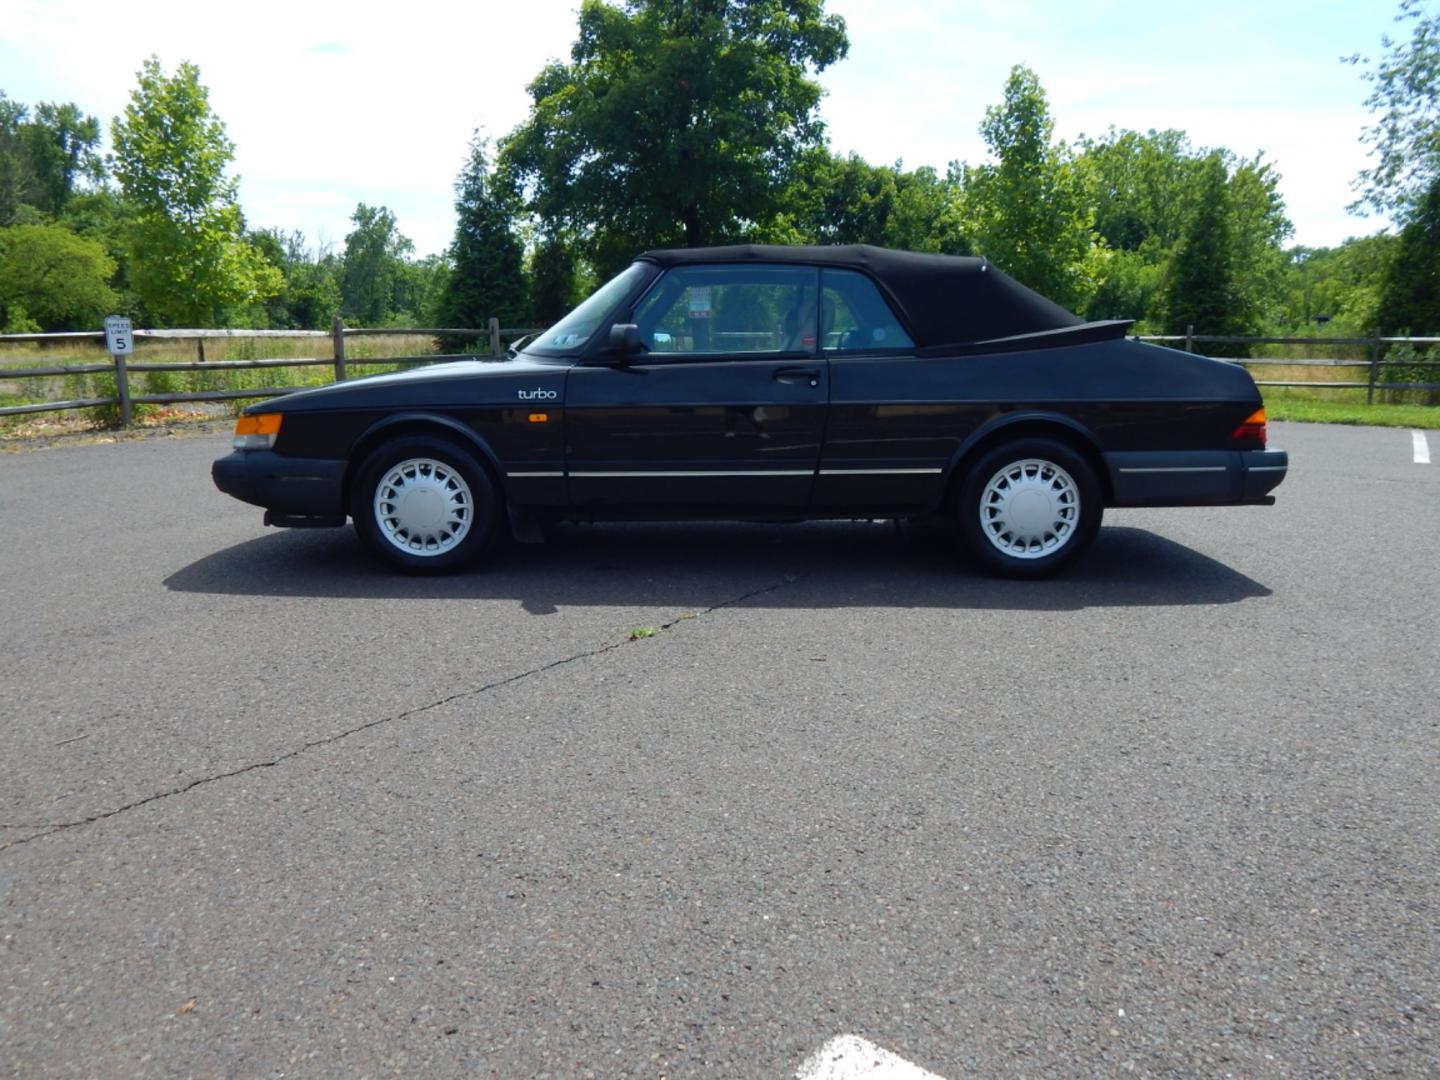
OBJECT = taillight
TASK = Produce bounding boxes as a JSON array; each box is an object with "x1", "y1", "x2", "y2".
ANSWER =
[{"x1": 1230, "y1": 407, "x2": 1267, "y2": 449}]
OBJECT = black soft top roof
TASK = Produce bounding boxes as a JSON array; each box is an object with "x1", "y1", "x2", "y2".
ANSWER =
[{"x1": 636, "y1": 243, "x2": 1084, "y2": 348}]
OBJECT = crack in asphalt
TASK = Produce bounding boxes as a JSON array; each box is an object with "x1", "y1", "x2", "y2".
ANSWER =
[{"x1": 0, "y1": 575, "x2": 800, "y2": 853}]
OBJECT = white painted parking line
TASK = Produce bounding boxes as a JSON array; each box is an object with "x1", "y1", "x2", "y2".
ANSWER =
[
  {"x1": 795, "y1": 1035, "x2": 946, "y2": 1080},
  {"x1": 1414, "y1": 430, "x2": 1431, "y2": 464}
]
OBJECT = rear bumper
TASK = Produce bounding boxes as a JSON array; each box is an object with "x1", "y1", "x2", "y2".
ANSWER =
[
  {"x1": 1105, "y1": 448, "x2": 1288, "y2": 507},
  {"x1": 212, "y1": 451, "x2": 347, "y2": 517}
]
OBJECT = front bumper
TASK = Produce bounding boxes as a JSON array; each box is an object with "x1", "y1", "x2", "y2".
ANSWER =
[
  {"x1": 212, "y1": 450, "x2": 348, "y2": 517},
  {"x1": 1105, "y1": 448, "x2": 1288, "y2": 507}
]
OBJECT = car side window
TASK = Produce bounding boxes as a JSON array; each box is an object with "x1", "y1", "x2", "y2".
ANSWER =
[
  {"x1": 822, "y1": 269, "x2": 915, "y2": 353},
  {"x1": 633, "y1": 266, "x2": 821, "y2": 356}
]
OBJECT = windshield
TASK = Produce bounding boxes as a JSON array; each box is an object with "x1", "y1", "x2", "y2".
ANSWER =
[{"x1": 527, "y1": 263, "x2": 651, "y2": 354}]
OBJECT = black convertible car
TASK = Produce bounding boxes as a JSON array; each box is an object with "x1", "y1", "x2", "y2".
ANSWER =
[{"x1": 213, "y1": 244, "x2": 1286, "y2": 577}]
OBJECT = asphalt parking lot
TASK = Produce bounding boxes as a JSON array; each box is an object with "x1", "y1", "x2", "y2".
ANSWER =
[{"x1": 1, "y1": 421, "x2": 1436, "y2": 1077}]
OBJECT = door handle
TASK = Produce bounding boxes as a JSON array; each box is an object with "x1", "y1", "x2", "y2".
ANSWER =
[{"x1": 774, "y1": 367, "x2": 820, "y2": 387}]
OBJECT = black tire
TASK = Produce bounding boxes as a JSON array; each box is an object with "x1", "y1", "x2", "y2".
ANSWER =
[
  {"x1": 957, "y1": 438, "x2": 1103, "y2": 578},
  {"x1": 351, "y1": 436, "x2": 500, "y2": 573}
]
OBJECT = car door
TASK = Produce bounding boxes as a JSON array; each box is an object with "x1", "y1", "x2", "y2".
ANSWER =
[
  {"x1": 811, "y1": 268, "x2": 959, "y2": 511},
  {"x1": 565, "y1": 264, "x2": 829, "y2": 510}
]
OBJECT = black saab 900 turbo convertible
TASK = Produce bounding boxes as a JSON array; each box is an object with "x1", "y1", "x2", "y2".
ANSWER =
[{"x1": 213, "y1": 244, "x2": 1287, "y2": 577}]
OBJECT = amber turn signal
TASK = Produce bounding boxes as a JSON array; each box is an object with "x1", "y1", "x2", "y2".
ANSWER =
[
  {"x1": 1230, "y1": 407, "x2": 1267, "y2": 449},
  {"x1": 528, "y1": 412, "x2": 549, "y2": 423},
  {"x1": 234, "y1": 413, "x2": 282, "y2": 449}
]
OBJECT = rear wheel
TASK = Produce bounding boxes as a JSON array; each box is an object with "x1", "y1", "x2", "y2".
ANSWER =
[
  {"x1": 957, "y1": 438, "x2": 1102, "y2": 578},
  {"x1": 352, "y1": 436, "x2": 500, "y2": 573}
]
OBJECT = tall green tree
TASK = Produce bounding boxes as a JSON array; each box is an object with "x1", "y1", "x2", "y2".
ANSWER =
[
  {"x1": 23, "y1": 102, "x2": 105, "y2": 215},
  {"x1": 1349, "y1": 0, "x2": 1440, "y2": 222},
  {"x1": 436, "y1": 135, "x2": 527, "y2": 332},
  {"x1": 110, "y1": 57, "x2": 280, "y2": 326},
  {"x1": 1164, "y1": 153, "x2": 1243, "y2": 346},
  {"x1": 1376, "y1": 174, "x2": 1440, "y2": 333},
  {"x1": 0, "y1": 94, "x2": 39, "y2": 227},
  {"x1": 529, "y1": 231, "x2": 582, "y2": 327},
  {"x1": 961, "y1": 66, "x2": 1096, "y2": 309},
  {"x1": 0, "y1": 222, "x2": 117, "y2": 331},
  {"x1": 501, "y1": 0, "x2": 848, "y2": 270},
  {"x1": 340, "y1": 203, "x2": 414, "y2": 325}
]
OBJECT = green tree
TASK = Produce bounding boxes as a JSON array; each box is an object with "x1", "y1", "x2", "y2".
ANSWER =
[
  {"x1": 341, "y1": 203, "x2": 414, "y2": 325},
  {"x1": 110, "y1": 56, "x2": 280, "y2": 326},
  {"x1": 436, "y1": 136, "x2": 527, "y2": 332},
  {"x1": 501, "y1": 0, "x2": 848, "y2": 269},
  {"x1": 0, "y1": 222, "x2": 117, "y2": 331},
  {"x1": 1164, "y1": 153, "x2": 1243, "y2": 346},
  {"x1": 0, "y1": 94, "x2": 39, "y2": 227},
  {"x1": 22, "y1": 102, "x2": 105, "y2": 215},
  {"x1": 1376, "y1": 174, "x2": 1440, "y2": 333},
  {"x1": 250, "y1": 228, "x2": 342, "y2": 329},
  {"x1": 1349, "y1": 0, "x2": 1440, "y2": 222},
  {"x1": 1283, "y1": 235, "x2": 1394, "y2": 335},
  {"x1": 961, "y1": 66, "x2": 1096, "y2": 309},
  {"x1": 529, "y1": 231, "x2": 582, "y2": 327},
  {"x1": 792, "y1": 152, "x2": 969, "y2": 253}
]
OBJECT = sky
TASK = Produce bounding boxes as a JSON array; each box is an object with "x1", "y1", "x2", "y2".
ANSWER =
[{"x1": 0, "y1": 0, "x2": 1406, "y2": 259}]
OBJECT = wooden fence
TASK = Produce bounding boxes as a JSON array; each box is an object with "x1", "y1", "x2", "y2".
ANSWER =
[
  {"x1": 2, "y1": 322, "x2": 1438, "y2": 428},
  {"x1": 1138, "y1": 327, "x2": 1440, "y2": 402},
  {"x1": 0, "y1": 318, "x2": 538, "y2": 426}
]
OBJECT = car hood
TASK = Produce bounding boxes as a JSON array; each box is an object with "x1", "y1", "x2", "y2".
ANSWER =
[{"x1": 246, "y1": 356, "x2": 570, "y2": 414}]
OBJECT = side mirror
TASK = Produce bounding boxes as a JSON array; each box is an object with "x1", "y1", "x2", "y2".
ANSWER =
[{"x1": 607, "y1": 323, "x2": 643, "y2": 357}]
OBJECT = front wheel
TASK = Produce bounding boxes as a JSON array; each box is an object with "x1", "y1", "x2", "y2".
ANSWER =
[
  {"x1": 352, "y1": 436, "x2": 500, "y2": 573},
  {"x1": 957, "y1": 438, "x2": 1102, "y2": 578}
]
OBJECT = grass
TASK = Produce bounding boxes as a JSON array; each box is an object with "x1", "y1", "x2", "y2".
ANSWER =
[
  {"x1": 1262, "y1": 387, "x2": 1440, "y2": 429},
  {"x1": 628, "y1": 626, "x2": 660, "y2": 640}
]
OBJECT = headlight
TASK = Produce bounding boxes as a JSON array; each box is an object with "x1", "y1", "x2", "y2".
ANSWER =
[{"x1": 234, "y1": 413, "x2": 282, "y2": 450}]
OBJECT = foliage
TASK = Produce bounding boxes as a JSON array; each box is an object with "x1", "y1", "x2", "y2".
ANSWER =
[
  {"x1": 23, "y1": 102, "x2": 105, "y2": 215},
  {"x1": 0, "y1": 222, "x2": 117, "y2": 330},
  {"x1": 1282, "y1": 235, "x2": 1394, "y2": 336},
  {"x1": 500, "y1": 0, "x2": 848, "y2": 268},
  {"x1": 1164, "y1": 153, "x2": 1243, "y2": 348},
  {"x1": 530, "y1": 231, "x2": 582, "y2": 327},
  {"x1": 786, "y1": 151, "x2": 969, "y2": 253},
  {"x1": 960, "y1": 66, "x2": 1096, "y2": 310},
  {"x1": 436, "y1": 136, "x2": 528, "y2": 333},
  {"x1": 1376, "y1": 174, "x2": 1440, "y2": 335},
  {"x1": 250, "y1": 228, "x2": 342, "y2": 329},
  {"x1": 1349, "y1": 0, "x2": 1440, "y2": 222},
  {"x1": 110, "y1": 57, "x2": 280, "y2": 326},
  {"x1": 340, "y1": 203, "x2": 415, "y2": 325}
]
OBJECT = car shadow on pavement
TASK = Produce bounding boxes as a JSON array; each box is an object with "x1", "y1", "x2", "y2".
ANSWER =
[{"x1": 163, "y1": 521, "x2": 1271, "y2": 611}]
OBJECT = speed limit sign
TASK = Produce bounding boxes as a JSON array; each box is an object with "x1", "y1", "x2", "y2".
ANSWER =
[{"x1": 104, "y1": 315, "x2": 134, "y2": 356}]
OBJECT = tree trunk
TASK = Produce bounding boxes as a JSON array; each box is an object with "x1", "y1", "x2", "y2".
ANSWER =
[{"x1": 682, "y1": 206, "x2": 702, "y2": 247}]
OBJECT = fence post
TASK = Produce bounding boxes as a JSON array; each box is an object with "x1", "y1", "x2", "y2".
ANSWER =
[
  {"x1": 332, "y1": 316, "x2": 347, "y2": 381},
  {"x1": 197, "y1": 338, "x2": 206, "y2": 363},
  {"x1": 489, "y1": 317, "x2": 502, "y2": 359},
  {"x1": 1184, "y1": 324, "x2": 1194, "y2": 353},
  {"x1": 1366, "y1": 335, "x2": 1381, "y2": 404},
  {"x1": 113, "y1": 350, "x2": 133, "y2": 428}
]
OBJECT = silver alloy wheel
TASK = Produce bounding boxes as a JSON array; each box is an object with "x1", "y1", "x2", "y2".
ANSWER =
[
  {"x1": 372, "y1": 457, "x2": 474, "y2": 557},
  {"x1": 977, "y1": 457, "x2": 1080, "y2": 560}
]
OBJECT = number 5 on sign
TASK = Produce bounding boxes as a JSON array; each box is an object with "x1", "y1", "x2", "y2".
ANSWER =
[{"x1": 104, "y1": 315, "x2": 134, "y2": 356}]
